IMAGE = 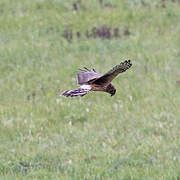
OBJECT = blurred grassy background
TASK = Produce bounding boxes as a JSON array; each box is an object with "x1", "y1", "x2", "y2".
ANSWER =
[{"x1": 0, "y1": 0, "x2": 180, "y2": 179}]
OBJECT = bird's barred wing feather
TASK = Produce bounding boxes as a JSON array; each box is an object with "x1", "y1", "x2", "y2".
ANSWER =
[
  {"x1": 77, "y1": 68, "x2": 101, "y2": 85},
  {"x1": 92, "y1": 60, "x2": 132, "y2": 85}
]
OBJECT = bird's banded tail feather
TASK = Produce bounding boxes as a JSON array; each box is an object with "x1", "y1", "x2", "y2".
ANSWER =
[{"x1": 61, "y1": 88, "x2": 90, "y2": 97}]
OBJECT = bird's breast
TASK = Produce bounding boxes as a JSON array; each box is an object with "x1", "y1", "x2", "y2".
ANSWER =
[{"x1": 90, "y1": 84, "x2": 106, "y2": 91}]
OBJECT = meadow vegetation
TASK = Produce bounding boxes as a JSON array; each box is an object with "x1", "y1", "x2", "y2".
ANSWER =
[{"x1": 0, "y1": 0, "x2": 180, "y2": 179}]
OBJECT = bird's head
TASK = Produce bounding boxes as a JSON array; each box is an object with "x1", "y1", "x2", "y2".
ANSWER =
[
  {"x1": 110, "y1": 88, "x2": 116, "y2": 96},
  {"x1": 106, "y1": 84, "x2": 116, "y2": 96}
]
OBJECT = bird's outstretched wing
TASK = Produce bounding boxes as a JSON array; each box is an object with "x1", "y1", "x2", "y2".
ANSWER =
[
  {"x1": 92, "y1": 60, "x2": 132, "y2": 85},
  {"x1": 77, "y1": 67, "x2": 101, "y2": 85}
]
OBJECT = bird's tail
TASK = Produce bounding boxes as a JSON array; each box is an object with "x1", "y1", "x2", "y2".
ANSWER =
[{"x1": 61, "y1": 88, "x2": 90, "y2": 97}]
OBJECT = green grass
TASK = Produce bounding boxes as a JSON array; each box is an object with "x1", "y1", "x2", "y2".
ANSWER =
[{"x1": 0, "y1": 0, "x2": 180, "y2": 179}]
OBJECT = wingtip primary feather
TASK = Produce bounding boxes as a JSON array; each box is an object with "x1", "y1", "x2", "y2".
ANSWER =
[
  {"x1": 78, "y1": 67, "x2": 91, "y2": 73},
  {"x1": 83, "y1": 67, "x2": 90, "y2": 71},
  {"x1": 78, "y1": 67, "x2": 98, "y2": 74},
  {"x1": 118, "y1": 59, "x2": 132, "y2": 71}
]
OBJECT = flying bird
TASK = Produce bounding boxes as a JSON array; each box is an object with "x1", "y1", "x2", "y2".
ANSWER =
[{"x1": 61, "y1": 60, "x2": 132, "y2": 97}]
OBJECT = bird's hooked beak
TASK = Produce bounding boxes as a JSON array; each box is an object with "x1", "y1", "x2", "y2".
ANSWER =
[{"x1": 110, "y1": 90, "x2": 116, "y2": 96}]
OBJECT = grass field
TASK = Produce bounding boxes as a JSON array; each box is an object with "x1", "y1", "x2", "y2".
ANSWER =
[{"x1": 0, "y1": 0, "x2": 180, "y2": 179}]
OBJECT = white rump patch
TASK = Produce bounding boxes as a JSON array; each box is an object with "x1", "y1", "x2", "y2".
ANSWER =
[{"x1": 80, "y1": 85, "x2": 91, "y2": 90}]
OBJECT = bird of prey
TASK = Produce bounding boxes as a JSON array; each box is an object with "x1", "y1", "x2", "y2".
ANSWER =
[{"x1": 61, "y1": 60, "x2": 132, "y2": 97}]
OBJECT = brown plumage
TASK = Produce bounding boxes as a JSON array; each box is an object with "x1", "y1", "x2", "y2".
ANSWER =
[{"x1": 61, "y1": 60, "x2": 132, "y2": 97}]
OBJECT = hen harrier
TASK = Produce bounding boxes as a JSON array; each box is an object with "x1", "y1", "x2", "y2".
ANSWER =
[{"x1": 61, "y1": 60, "x2": 132, "y2": 97}]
